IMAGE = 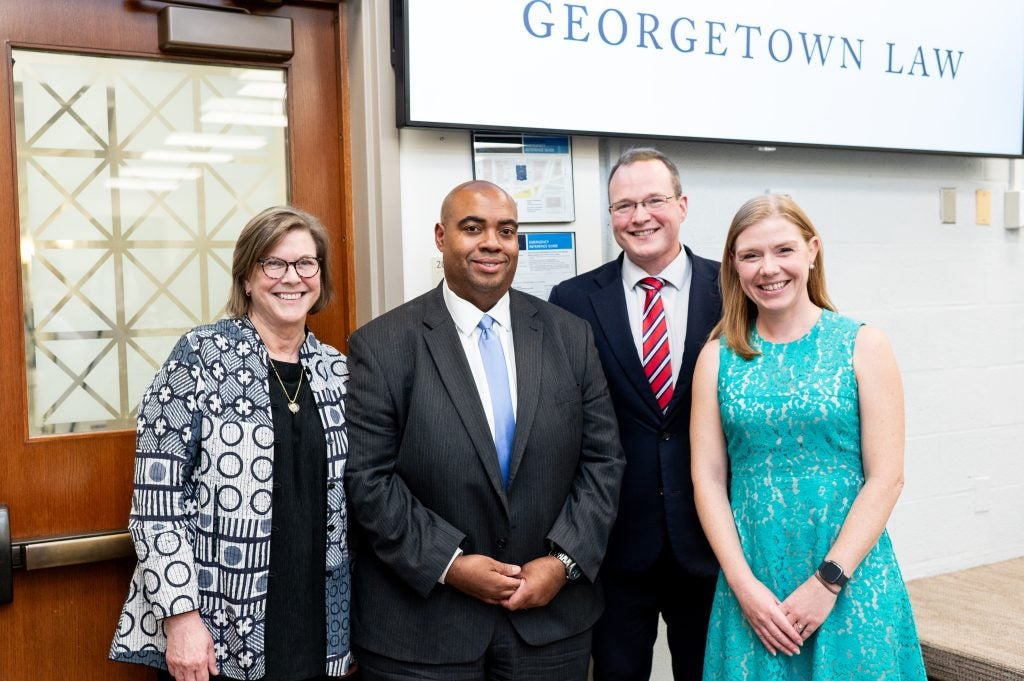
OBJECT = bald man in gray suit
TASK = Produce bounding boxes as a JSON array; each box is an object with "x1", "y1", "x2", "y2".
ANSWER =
[{"x1": 345, "y1": 180, "x2": 625, "y2": 681}]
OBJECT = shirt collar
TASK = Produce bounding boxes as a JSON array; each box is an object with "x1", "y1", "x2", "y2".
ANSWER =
[
  {"x1": 442, "y1": 281, "x2": 512, "y2": 336},
  {"x1": 622, "y1": 244, "x2": 690, "y2": 291}
]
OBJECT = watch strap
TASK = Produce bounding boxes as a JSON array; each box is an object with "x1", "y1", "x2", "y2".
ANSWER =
[
  {"x1": 550, "y1": 549, "x2": 580, "y2": 581},
  {"x1": 817, "y1": 559, "x2": 849, "y2": 587}
]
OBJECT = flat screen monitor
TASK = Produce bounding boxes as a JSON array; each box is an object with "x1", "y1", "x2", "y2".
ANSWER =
[{"x1": 393, "y1": 0, "x2": 1024, "y2": 157}]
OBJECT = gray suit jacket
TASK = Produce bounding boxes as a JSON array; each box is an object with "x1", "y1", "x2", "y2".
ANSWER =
[{"x1": 345, "y1": 286, "x2": 625, "y2": 663}]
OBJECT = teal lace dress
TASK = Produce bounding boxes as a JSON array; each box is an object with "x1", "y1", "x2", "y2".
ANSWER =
[{"x1": 703, "y1": 310, "x2": 926, "y2": 680}]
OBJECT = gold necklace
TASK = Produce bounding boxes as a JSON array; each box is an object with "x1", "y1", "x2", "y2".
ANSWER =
[{"x1": 269, "y1": 358, "x2": 303, "y2": 414}]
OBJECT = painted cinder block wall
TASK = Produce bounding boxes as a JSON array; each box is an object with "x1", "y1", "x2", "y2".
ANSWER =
[
  {"x1": 651, "y1": 138, "x2": 1024, "y2": 580},
  {"x1": 396, "y1": 130, "x2": 1024, "y2": 581}
]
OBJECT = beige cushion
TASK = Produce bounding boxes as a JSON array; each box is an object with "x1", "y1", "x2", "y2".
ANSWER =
[{"x1": 906, "y1": 557, "x2": 1024, "y2": 680}]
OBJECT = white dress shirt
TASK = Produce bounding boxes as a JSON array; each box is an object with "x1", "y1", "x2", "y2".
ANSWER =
[
  {"x1": 442, "y1": 281, "x2": 519, "y2": 430},
  {"x1": 621, "y1": 245, "x2": 692, "y2": 387},
  {"x1": 437, "y1": 281, "x2": 519, "y2": 583}
]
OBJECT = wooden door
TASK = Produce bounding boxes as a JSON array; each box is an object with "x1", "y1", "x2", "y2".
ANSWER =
[{"x1": 0, "y1": 1, "x2": 354, "y2": 679}]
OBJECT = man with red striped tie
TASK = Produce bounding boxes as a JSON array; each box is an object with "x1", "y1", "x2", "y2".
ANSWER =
[{"x1": 550, "y1": 147, "x2": 723, "y2": 680}]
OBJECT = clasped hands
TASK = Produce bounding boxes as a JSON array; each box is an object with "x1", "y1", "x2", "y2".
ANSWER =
[
  {"x1": 733, "y1": 573, "x2": 839, "y2": 657},
  {"x1": 445, "y1": 553, "x2": 567, "y2": 611}
]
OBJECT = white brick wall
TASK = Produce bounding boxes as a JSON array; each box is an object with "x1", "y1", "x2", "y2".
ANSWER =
[
  {"x1": 616, "y1": 139, "x2": 1024, "y2": 580},
  {"x1": 358, "y1": 1, "x2": 1023, "y2": 674},
  {"x1": 395, "y1": 133, "x2": 1024, "y2": 582}
]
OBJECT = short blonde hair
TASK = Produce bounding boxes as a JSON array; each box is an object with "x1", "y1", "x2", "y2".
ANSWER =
[
  {"x1": 711, "y1": 194, "x2": 835, "y2": 360},
  {"x1": 226, "y1": 206, "x2": 334, "y2": 318}
]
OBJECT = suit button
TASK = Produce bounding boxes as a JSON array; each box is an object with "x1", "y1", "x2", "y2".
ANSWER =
[
  {"x1": 496, "y1": 538, "x2": 507, "y2": 550},
  {"x1": 660, "y1": 432, "x2": 672, "y2": 441}
]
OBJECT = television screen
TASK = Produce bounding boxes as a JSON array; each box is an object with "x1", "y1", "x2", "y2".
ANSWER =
[{"x1": 394, "y1": 0, "x2": 1024, "y2": 157}]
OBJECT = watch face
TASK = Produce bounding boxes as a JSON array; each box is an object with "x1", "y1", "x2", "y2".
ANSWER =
[
  {"x1": 568, "y1": 565, "x2": 582, "y2": 580},
  {"x1": 820, "y1": 561, "x2": 843, "y2": 583}
]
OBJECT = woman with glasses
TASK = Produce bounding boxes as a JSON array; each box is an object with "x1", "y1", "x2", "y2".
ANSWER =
[
  {"x1": 691, "y1": 195, "x2": 925, "y2": 679},
  {"x1": 111, "y1": 206, "x2": 354, "y2": 680}
]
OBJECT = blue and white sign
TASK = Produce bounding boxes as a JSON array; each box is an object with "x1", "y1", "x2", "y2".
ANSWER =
[
  {"x1": 395, "y1": 1, "x2": 1024, "y2": 157},
  {"x1": 473, "y1": 133, "x2": 576, "y2": 222},
  {"x1": 514, "y1": 232, "x2": 577, "y2": 299}
]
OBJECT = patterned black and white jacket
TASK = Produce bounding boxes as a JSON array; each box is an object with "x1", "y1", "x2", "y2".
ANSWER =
[{"x1": 109, "y1": 317, "x2": 352, "y2": 679}]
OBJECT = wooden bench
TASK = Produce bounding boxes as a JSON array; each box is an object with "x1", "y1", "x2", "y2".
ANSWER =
[{"x1": 906, "y1": 557, "x2": 1024, "y2": 680}]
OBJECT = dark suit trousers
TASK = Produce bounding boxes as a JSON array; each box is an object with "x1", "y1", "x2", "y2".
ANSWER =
[
  {"x1": 592, "y1": 549, "x2": 717, "y2": 681},
  {"x1": 354, "y1": 611, "x2": 591, "y2": 681}
]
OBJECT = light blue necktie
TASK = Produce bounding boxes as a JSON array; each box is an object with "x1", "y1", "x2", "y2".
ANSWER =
[{"x1": 478, "y1": 314, "x2": 515, "y2": 487}]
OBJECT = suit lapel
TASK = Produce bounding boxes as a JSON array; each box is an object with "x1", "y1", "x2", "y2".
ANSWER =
[
  {"x1": 589, "y1": 255, "x2": 665, "y2": 415},
  {"x1": 507, "y1": 291, "x2": 541, "y2": 489},
  {"x1": 421, "y1": 289, "x2": 509, "y2": 504}
]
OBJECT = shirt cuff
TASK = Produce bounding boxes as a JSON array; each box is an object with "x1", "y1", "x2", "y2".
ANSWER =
[{"x1": 438, "y1": 548, "x2": 464, "y2": 584}]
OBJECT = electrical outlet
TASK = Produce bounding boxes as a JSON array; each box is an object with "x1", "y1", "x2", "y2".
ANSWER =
[
  {"x1": 972, "y1": 476, "x2": 991, "y2": 514},
  {"x1": 975, "y1": 189, "x2": 991, "y2": 225},
  {"x1": 940, "y1": 188, "x2": 956, "y2": 224}
]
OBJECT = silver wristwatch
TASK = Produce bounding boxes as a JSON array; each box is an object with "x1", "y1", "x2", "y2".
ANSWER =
[{"x1": 550, "y1": 549, "x2": 582, "y2": 581}]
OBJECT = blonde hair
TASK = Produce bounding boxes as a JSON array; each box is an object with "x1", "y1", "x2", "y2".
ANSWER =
[
  {"x1": 710, "y1": 194, "x2": 835, "y2": 360},
  {"x1": 226, "y1": 206, "x2": 334, "y2": 318}
]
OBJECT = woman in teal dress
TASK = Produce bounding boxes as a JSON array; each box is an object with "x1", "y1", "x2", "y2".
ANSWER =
[{"x1": 691, "y1": 195, "x2": 926, "y2": 680}]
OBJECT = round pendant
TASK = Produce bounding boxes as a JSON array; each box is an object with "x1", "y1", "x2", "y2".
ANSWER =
[{"x1": 288, "y1": 402, "x2": 300, "y2": 414}]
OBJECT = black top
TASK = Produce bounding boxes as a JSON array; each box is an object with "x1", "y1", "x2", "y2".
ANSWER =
[{"x1": 263, "y1": 358, "x2": 328, "y2": 681}]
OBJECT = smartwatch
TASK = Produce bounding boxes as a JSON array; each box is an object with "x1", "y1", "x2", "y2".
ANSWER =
[
  {"x1": 550, "y1": 549, "x2": 582, "y2": 581},
  {"x1": 817, "y1": 559, "x2": 849, "y2": 588}
]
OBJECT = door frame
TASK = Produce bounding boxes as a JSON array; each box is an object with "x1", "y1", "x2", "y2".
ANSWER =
[{"x1": 0, "y1": 2, "x2": 353, "y2": 678}]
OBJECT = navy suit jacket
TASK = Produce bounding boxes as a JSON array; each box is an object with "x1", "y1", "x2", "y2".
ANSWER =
[{"x1": 549, "y1": 247, "x2": 721, "y2": 575}]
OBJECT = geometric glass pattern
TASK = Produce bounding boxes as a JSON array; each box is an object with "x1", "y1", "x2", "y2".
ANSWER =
[{"x1": 14, "y1": 49, "x2": 288, "y2": 436}]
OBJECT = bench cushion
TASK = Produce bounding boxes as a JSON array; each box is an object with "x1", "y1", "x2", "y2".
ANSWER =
[{"x1": 906, "y1": 557, "x2": 1024, "y2": 680}]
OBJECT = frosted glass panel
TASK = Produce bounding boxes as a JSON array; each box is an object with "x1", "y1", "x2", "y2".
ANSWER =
[{"x1": 14, "y1": 50, "x2": 288, "y2": 436}]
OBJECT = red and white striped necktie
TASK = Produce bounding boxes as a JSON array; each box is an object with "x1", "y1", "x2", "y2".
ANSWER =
[{"x1": 638, "y1": 277, "x2": 674, "y2": 411}]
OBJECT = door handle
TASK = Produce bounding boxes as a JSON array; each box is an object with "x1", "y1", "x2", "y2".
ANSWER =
[
  {"x1": 18, "y1": 530, "x2": 134, "y2": 570},
  {"x1": 0, "y1": 504, "x2": 133, "y2": 605},
  {"x1": 1, "y1": 504, "x2": 12, "y2": 604}
]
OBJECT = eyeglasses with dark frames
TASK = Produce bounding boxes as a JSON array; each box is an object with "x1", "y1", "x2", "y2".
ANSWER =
[
  {"x1": 608, "y1": 194, "x2": 679, "y2": 216},
  {"x1": 258, "y1": 256, "x2": 321, "y2": 279}
]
